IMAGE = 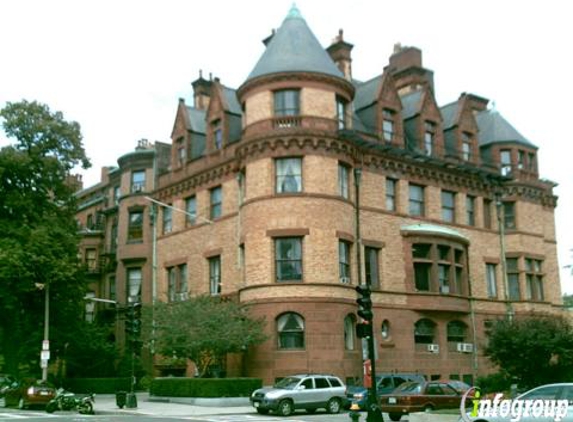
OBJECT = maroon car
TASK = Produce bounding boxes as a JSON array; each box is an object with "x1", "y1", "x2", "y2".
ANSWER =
[
  {"x1": 379, "y1": 380, "x2": 467, "y2": 421},
  {"x1": 3, "y1": 379, "x2": 56, "y2": 409}
]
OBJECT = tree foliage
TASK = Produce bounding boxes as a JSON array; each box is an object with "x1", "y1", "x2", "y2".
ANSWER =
[
  {"x1": 484, "y1": 315, "x2": 573, "y2": 390},
  {"x1": 0, "y1": 100, "x2": 92, "y2": 376},
  {"x1": 144, "y1": 295, "x2": 268, "y2": 377}
]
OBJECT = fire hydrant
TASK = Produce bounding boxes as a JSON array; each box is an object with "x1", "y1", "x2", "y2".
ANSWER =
[{"x1": 349, "y1": 402, "x2": 361, "y2": 422}]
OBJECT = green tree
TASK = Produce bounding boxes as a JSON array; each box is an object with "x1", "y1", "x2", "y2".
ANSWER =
[
  {"x1": 562, "y1": 293, "x2": 573, "y2": 308},
  {"x1": 484, "y1": 315, "x2": 573, "y2": 389},
  {"x1": 0, "y1": 100, "x2": 91, "y2": 376},
  {"x1": 145, "y1": 295, "x2": 268, "y2": 377}
]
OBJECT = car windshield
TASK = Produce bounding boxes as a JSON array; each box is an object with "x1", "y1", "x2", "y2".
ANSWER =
[
  {"x1": 274, "y1": 377, "x2": 302, "y2": 389},
  {"x1": 395, "y1": 382, "x2": 422, "y2": 394}
]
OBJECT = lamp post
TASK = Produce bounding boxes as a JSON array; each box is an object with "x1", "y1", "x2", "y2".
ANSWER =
[{"x1": 40, "y1": 283, "x2": 50, "y2": 382}]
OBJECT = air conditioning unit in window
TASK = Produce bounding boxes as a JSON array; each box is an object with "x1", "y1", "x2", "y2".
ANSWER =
[
  {"x1": 132, "y1": 184, "x2": 143, "y2": 193},
  {"x1": 439, "y1": 285, "x2": 450, "y2": 294},
  {"x1": 457, "y1": 343, "x2": 474, "y2": 353},
  {"x1": 427, "y1": 344, "x2": 440, "y2": 353},
  {"x1": 340, "y1": 277, "x2": 351, "y2": 284}
]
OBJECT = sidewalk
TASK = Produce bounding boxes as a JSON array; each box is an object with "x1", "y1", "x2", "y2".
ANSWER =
[{"x1": 94, "y1": 392, "x2": 253, "y2": 416}]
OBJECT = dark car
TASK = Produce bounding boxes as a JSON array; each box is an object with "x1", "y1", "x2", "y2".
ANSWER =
[
  {"x1": 3, "y1": 379, "x2": 56, "y2": 409},
  {"x1": 346, "y1": 373, "x2": 425, "y2": 410},
  {"x1": 379, "y1": 380, "x2": 467, "y2": 421}
]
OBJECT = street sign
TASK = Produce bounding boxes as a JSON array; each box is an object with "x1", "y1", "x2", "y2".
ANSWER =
[
  {"x1": 42, "y1": 340, "x2": 49, "y2": 350},
  {"x1": 41, "y1": 350, "x2": 50, "y2": 360},
  {"x1": 40, "y1": 359, "x2": 48, "y2": 369}
]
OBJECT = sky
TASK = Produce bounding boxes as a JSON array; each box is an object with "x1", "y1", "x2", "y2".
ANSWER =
[{"x1": 1, "y1": 0, "x2": 572, "y2": 292}]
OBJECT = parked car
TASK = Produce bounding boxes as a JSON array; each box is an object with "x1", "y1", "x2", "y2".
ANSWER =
[
  {"x1": 3, "y1": 378, "x2": 57, "y2": 409},
  {"x1": 250, "y1": 373, "x2": 347, "y2": 416},
  {"x1": 380, "y1": 380, "x2": 467, "y2": 421},
  {"x1": 459, "y1": 383, "x2": 573, "y2": 421},
  {"x1": 439, "y1": 379, "x2": 472, "y2": 394},
  {"x1": 346, "y1": 373, "x2": 425, "y2": 409},
  {"x1": 0, "y1": 374, "x2": 15, "y2": 397}
]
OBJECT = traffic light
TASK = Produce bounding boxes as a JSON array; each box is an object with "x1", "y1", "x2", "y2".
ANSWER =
[
  {"x1": 355, "y1": 284, "x2": 373, "y2": 321},
  {"x1": 356, "y1": 321, "x2": 373, "y2": 338},
  {"x1": 125, "y1": 303, "x2": 142, "y2": 353}
]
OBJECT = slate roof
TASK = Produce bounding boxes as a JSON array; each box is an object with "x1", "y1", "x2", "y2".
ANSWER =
[
  {"x1": 245, "y1": 5, "x2": 344, "y2": 82},
  {"x1": 476, "y1": 110, "x2": 537, "y2": 148},
  {"x1": 186, "y1": 107, "x2": 206, "y2": 134},
  {"x1": 222, "y1": 86, "x2": 242, "y2": 115},
  {"x1": 440, "y1": 101, "x2": 459, "y2": 130},
  {"x1": 400, "y1": 90, "x2": 424, "y2": 120},
  {"x1": 353, "y1": 75, "x2": 382, "y2": 111}
]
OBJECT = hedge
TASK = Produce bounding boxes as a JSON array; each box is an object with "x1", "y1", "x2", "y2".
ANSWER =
[
  {"x1": 150, "y1": 377, "x2": 262, "y2": 397},
  {"x1": 62, "y1": 377, "x2": 132, "y2": 394}
]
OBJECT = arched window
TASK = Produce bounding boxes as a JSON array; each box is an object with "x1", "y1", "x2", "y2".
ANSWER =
[
  {"x1": 344, "y1": 314, "x2": 356, "y2": 350},
  {"x1": 381, "y1": 319, "x2": 390, "y2": 341},
  {"x1": 277, "y1": 313, "x2": 305, "y2": 349},
  {"x1": 414, "y1": 319, "x2": 436, "y2": 344},
  {"x1": 447, "y1": 320, "x2": 467, "y2": 343}
]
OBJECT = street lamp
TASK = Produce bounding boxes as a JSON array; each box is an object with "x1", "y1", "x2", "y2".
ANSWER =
[{"x1": 36, "y1": 283, "x2": 50, "y2": 382}]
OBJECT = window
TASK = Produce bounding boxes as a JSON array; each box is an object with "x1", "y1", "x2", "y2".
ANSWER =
[
  {"x1": 414, "y1": 319, "x2": 436, "y2": 344},
  {"x1": 210, "y1": 186, "x2": 222, "y2": 219},
  {"x1": 365, "y1": 247, "x2": 379, "y2": 289},
  {"x1": 131, "y1": 170, "x2": 146, "y2": 193},
  {"x1": 441, "y1": 190, "x2": 456, "y2": 222},
  {"x1": 110, "y1": 219, "x2": 118, "y2": 252},
  {"x1": 162, "y1": 206, "x2": 172, "y2": 234},
  {"x1": 506, "y1": 257, "x2": 520, "y2": 300},
  {"x1": 113, "y1": 186, "x2": 120, "y2": 206},
  {"x1": 528, "y1": 152, "x2": 536, "y2": 172},
  {"x1": 167, "y1": 264, "x2": 188, "y2": 302},
  {"x1": 500, "y1": 149, "x2": 512, "y2": 176},
  {"x1": 277, "y1": 313, "x2": 304, "y2": 349},
  {"x1": 483, "y1": 199, "x2": 493, "y2": 229},
  {"x1": 276, "y1": 158, "x2": 302, "y2": 193},
  {"x1": 344, "y1": 315, "x2": 356, "y2": 350},
  {"x1": 87, "y1": 214, "x2": 94, "y2": 230},
  {"x1": 381, "y1": 320, "x2": 390, "y2": 340},
  {"x1": 485, "y1": 263, "x2": 497, "y2": 298},
  {"x1": 109, "y1": 276, "x2": 116, "y2": 302},
  {"x1": 339, "y1": 241, "x2": 351, "y2": 283},
  {"x1": 275, "y1": 237, "x2": 303, "y2": 281},
  {"x1": 409, "y1": 184, "x2": 425, "y2": 216},
  {"x1": 447, "y1": 321, "x2": 467, "y2": 343},
  {"x1": 212, "y1": 119, "x2": 222, "y2": 150},
  {"x1": 462, "y1": 133, "x2": 472, "y2": 161},
  {"x1": 411, "y1": 242, "x2": 467, "y2": 294},
  {"x1": 238, "y1": 169, "x2": 246, "y2": 204},
  {"x1": 274, "y1": 89, "x2": 300, "y2": 116},
  {"x1": 85, "y1": 248, "x2": 97, "y2": 272},
  {"x1": 382, "y1": 109, "x2": 395, "y2": 142},
  {"x1": 336, "y1": 96, "x2": 347, "y2": 130},
  {"x1": 128, "y1": 210, "x2": 143, "y2": 241},
  {"x1": 517, "y1": 150, "x2": 525, "y2": 170},
  {"x1": 185, "y1": 196, "x2": 196, "y2": 226},
  {"x1": 424, "y1": 121, "x2": 435, "y2": 156},
  {"x1": 338, "y1": 163, "x2": 349, "y2": 199},
  {"x1": 85, "y1": 291, "x2": 95, "y2": 323},
  {"x1": 503, "y1": 202, "x2": 516, "y2": 229},
  {"x1": 386, "y1": 178, "x2": 397, "y2": 212},
  {"x1": 525, "y1": 258, "x2": 544, "y2": 301},
  {"x1": 127, "y1": 267, "x2": 142, "y2": 303},
  {"x1": 209, "y1": 256, "x2": 221, "y2": 295}
]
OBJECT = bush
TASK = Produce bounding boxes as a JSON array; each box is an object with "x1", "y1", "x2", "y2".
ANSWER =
[
  {"x1": 476, "y1": 373, "x2": 513, "y2": 395},
  {"x1": 150, "y1": 377, "x2": 262, "y2": 398},
  {"x1": 62, "y1": 377, "x2": 132, "y2": 393}
]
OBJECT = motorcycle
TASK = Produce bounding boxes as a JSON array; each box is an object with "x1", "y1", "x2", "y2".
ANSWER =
[{"x1": 46, "y1": 388, "x2": 95, "y2": 414}]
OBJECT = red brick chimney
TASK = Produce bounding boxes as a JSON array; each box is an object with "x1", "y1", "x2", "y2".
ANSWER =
[{"x1": 327, "y1": 29, "x2": 353, "y2": 80}]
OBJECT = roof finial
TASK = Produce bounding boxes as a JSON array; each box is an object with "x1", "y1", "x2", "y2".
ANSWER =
[
  {"x1": 491, "y1": 100, "x2": 497, "y2": 113},
  {"x1": 287, "y1": 2, "x2": 302, "y2": 20}
]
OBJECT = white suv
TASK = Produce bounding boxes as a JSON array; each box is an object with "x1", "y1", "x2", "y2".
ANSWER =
[{"x1": 250, "y1": 374, "x2": 347, "y2": 416}]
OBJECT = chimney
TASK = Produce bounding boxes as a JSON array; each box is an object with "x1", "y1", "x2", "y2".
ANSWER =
[
  {"x1": 386, "y1": 43, "x2": 434, "y2": 94},
  {"x1": 191, "y1": 70, "x2": 213, "y2": 110},
  {"x1": 326, "y1": 29, "x2": 354, "y2": 80},
  {"x1": 461, "y1": 92, "x2": 490, "y2": 114}
]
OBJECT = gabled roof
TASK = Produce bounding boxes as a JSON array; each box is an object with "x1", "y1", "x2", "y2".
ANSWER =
[
  {"x1": 400, "y1": 90, "x2": 424, "y2": 120},
  {"x1": 353, "y1": 75, "x2": 382, "y2": 111},
  {"x1": 222, "y1": 86, "x2": 242, "y2": 115},
  {"x1": 245, "y1": 5, "x2": 344, "y2": 82},
  {"x1": 476, "y1": 110, "x2": 537, "y2": 148},
  {"x1": 440, "y1": 101, "x2": 459, "y2": 130}
]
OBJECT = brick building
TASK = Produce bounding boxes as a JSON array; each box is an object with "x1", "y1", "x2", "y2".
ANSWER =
[{"x1": 76, "y1": 6, "x2": 562, "y2": 385}]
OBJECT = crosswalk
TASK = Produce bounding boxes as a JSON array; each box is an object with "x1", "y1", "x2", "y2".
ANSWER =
[
  {"x1": 175, "y1": 416, "x2": 311, "y2": 422},
  {"x1": 0, "y1": 412, "x2": 58, "y2": 419}
]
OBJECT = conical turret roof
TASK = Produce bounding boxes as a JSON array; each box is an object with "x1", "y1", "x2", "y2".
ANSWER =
[
  {"x1": 476, "y1": 109, "x2": 536, "y2": 148},
  {"x1": 245, "y1": 5, "x2": 344, "y2": 82}
]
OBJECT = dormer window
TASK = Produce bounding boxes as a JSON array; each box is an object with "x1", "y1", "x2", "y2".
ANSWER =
[
  {"x1": 461, "y1": 133, "x2": 472, "y2": 161},
  {"x1": 382, "y1": 109, "x2": 395, "y2": 142},
  {"x1": 500, "y1": 149, "x2": 512, "y2": 176},
  {"x1": 424, "y1": 121, "x2": 435, "y2": 156},
  {"x1": 212, "y1": 119, "x2": 222, "y2": 150},
  {"x1": 176, "y1": 137, "x2": 186, "y2": 165},
  {"x1": 274, "y1": 89, "x2": 300, "y2": 116}
]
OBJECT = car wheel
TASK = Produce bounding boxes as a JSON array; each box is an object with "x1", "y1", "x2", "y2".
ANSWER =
[
  {"x1": 326, "y1": 397, "x2": 341, "y2": 414},
  {"x1": 18, "y1": 398, "x2": 26, "y2": 410},
  {"x1": 389, "y1": 413, "x2": 402, "y2": 421},
  {"x1": 256, "y1": 408, "x2": 269, "y2": 414},
  {"x1": 424, "y1": 404, "x2": 434, "y2": 412},
  {"x1": 306, "y1": 408, "x2": 316, "y2": 414},
  {"x1": 278, "y1": 399, "x2": 294, "y2": 416}
]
